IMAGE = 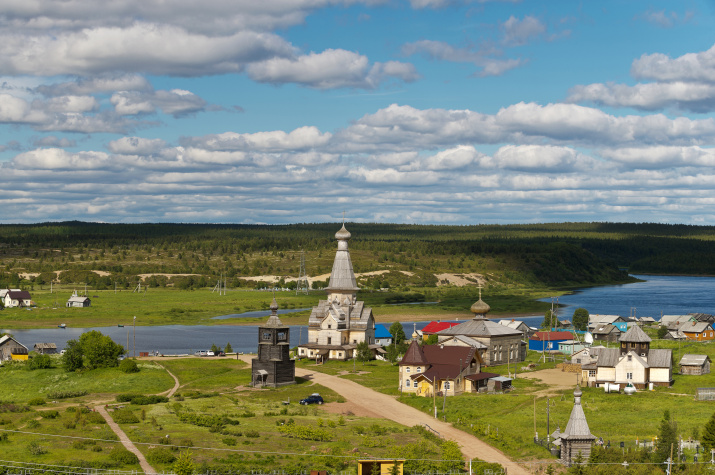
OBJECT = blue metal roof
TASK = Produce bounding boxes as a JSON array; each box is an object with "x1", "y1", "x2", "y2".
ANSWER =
[{"x1": 374, "y1": 324, "x2": 392, "y2": 339}]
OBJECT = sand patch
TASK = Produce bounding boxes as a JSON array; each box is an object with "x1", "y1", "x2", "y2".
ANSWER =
[
  {"x1": 434, "y1": 273, "x2": 485, "y2": 287},
  {"x1": 137, "y1": 273, "x2": 200, "y2": 281}
]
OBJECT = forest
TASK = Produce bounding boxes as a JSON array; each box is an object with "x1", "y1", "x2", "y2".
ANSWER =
[{"x1": 1, "y1": 221, "x2": 714, "y2": 292}]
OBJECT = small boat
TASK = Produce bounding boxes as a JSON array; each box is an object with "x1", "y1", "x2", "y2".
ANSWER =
[
  {"x1": 117, "y1": 324, "x2": 124, "y2": 327},
  {"x1": 58, "y1": 324, "x2": 66, "y2": 329}
]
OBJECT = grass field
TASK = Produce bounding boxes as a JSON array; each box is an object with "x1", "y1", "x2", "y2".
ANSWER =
[{"x1": 1, "y1": 285, "x2": 555, "y2": 330}]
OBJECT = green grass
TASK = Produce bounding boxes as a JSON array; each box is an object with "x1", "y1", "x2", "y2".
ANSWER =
[{"x1": 0, "y1": 359, "x2": 174, "y2": 403}]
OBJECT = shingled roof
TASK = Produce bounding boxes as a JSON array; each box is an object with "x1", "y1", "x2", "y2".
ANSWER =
[
  {"x1": 325, "y1": 224, "x2": 360, "y2": 292},
  {"x1": 561, "y1": 387, "x2": 595, "y2": 440},
  {"x1": 399, "y1": 340, "x2": 428, "y2": 366},
  {"x1": 619, "y1": 325, "x2": 651, "y2": 343}
]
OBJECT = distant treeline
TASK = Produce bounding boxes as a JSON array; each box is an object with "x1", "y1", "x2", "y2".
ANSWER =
[{"x1": 1, "y1": 221, "x2": 714, "y2": 290}]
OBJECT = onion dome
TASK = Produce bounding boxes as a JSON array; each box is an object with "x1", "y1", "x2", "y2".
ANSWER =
[
  {"x1": 270, "y1": 295, "x2": 279, "y2": 313},
  {"x1": 471, "y1": 298, "x2": 490, "y2": 315},
  {"x1": 335, "y1": 224, "x2": 351, "y2": 241}
]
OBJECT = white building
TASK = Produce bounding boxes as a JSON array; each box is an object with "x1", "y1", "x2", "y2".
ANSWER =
[{"x1": 297, "y1": 224, "x2": 377, "y2": 361}]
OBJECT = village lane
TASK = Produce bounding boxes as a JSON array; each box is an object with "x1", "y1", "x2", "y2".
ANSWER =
[
  {"x1": 238, "y1": 355, "x2": 533, "y2": 474},
  {"x1": 95, "y1": 405, "x2": 157, "y2": 475}
]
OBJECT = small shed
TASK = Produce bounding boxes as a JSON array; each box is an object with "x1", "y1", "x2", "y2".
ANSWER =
[
  {"x1": 66, "y1": 292, "x2": 91, "y2": 308},
  {"x1": 680, "y1": 354, "x2": 711, "y2": 375},
  {"x1": 358, "y1": 459, "x2": 405, "y2": 475},
  {"x1": 487, "y1": 376, "x2": 512, "y2": 392},
  {"x1": 33, "y1": 343, "x2": 58, "y2": 354}
]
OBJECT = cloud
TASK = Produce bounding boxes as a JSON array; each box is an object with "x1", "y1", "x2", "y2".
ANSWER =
[
  {"x1": 107, "y1": 137, "x2": 167, "y2": 155},
  {"x1": 36, "y1": 74, "x2": 152, "y2": 96},
  {"x1": 631, "y1": 43, "x2": 715, "y2": 83},
  {"x1": 33, "y1": 136, "x2": 76, "y2": 147},
  {"x1": 637, "y1": 9, "x2": 694, "y2": 28},
  {"x1": 185, "y1": 126, "x2": 332, "y2": 152},
  {"x1": 0, "y1": 24, "x2": 296, "y2": 76},
  {"x1": 247, "y1": 49, "x2": 418, "y2": 89},
  {"x1": 111, "y1": 89, "x2": 207, "y2": 117},
  {"x1": 501, "y1": 15, "x2": 546, "y2": 46},
  {"x1": 11, "y1": 147, "x2": 112, "y2": 169}
]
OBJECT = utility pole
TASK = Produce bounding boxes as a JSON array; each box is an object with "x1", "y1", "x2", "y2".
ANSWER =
[
  {"x1": 547, "y1": 397, "x2": 550, "y2": 443},
  {"x1": 133, "y1": 316, "x2": 136, "y2": 358}
]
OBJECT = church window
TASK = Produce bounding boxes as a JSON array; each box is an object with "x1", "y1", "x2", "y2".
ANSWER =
[
  {"x1": 417, "y1": 367, "x2": 421, "y2": 373},
  {"x1": 328, "y1": 324, "x2": 332, "y2": 329},
  {"x1": 405, "y1": 379, "x2": 411, "y2": 388},
  {"x1": 627, "y1": 372, "x2": 633, "y2": 380},
  {"x1": 627, "y1": 355, "x2": 632, "y2": 361},
  {"x1": 406, "y1": 367, "x2": 410, "y2": 373},
  {"x1": 262, "y1": 332, "x2": 271, "y2": 341},
  {"x1": 277, "y1": 332, "x2": 286, "y2": 340}
]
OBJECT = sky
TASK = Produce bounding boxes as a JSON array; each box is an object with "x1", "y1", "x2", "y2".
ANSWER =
[{"x1": 1, "y1": 0, "x2": 715, "y2": 225}]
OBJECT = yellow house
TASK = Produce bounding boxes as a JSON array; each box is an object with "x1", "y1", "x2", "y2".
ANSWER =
[{"x1": 357, "y1": 459, "x2": 405, "y2": 475}]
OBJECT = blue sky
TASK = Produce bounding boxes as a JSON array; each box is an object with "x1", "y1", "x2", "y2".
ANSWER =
[{"x1": 1, "y1": 0, "x2": 715, "y2": 224}]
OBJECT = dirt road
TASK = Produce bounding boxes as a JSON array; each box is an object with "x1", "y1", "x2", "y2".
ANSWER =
[
  {"x1": 239, "y1": 355, "x2": 533, "y2": 474},
  {"x1": 519, "y1": 368, "x2": 579, "y2": 396},
  {"x1": 96, "y1": 405, "x2": 156, "y2": 475}
]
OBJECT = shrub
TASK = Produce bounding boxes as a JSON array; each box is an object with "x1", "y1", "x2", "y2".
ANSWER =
[
  {"x1": 28, "y1": 354, "x2": 52, "y2": 370},
  {"x1": 244, "y1": 430, "x2": 260, "y2": 438},
  {"x1": 63, "y1": 420, "x2": 76, "y2": 429},
  {"x1": 91, "y1": 445, "x2": 102, "y2": 452},
  {"x1": 146, "y1": 447, "x2": 176, "y2": 465},
  {"x1": 179, "y1": 438, "x2": 194, "y2": 448},
  {"x1": 27, "y1": 441, "x2": 47, "y2": 455},
  {"x1": 40, "y1": 410, "x2": 59, "y2": 419},
  {"x1": 277, "y1": 424, "x2": 331, "y2": 441},
  {"x1": 48, "y1": 390, "x2": 88, "y2": 399},
  {"x1": 0, "y1": 433, "x2": 8, "y2": 442},
  {"x1": 85, "y1": 411, "x2": 106, "y2": 424},
  {"x1": 116, "y1": 394, "x2": 168, "y2": 405},
  {"x1": 119, "y1": 359, "x2": 140, "y2": 373},
  {"x1": 111, "y1": 408, "x2": 140, "y2": 424},
  {"x1": 222, "y1": 437, "x2": 237, "y2": 446},
  {"x1": 109, "y1": 447, "x2": 139, "y2": 465},
  {"x1": 26, "y1": 420, "x2": 40, "y2": 428},
  {"x1": 27, "y1": 397, "x2": 46, "y2": 406}
]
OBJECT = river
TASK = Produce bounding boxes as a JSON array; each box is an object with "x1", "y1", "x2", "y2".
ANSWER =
[{"x1": 3, "y1": 274, "x2": 714, "y2": 354}]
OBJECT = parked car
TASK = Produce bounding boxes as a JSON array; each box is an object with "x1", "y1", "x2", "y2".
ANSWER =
[
  {"x1": 217, "y1": 351, "x2": 226, "y2": 357},
  {"x1": 194, "y1": 350, "x2": 208, "y2": 357},
  {"x1": 207, "y1": 351, "x2": 215, "y2": 357},
  {"x1": 300, "y1": 393, "x2": 324, "y2": 405}
]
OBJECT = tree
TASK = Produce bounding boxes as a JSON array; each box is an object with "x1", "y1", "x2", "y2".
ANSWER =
[
  {"x1": 210, "y1": 343, "x2": 219, "y2": 353},
  {"x1": 439, "y1": 440, "x2": 463, "y2": 473},
  {"x1": 79, "y1": 331, "x2": 124, "y2": 369},
  {"x1": 224, "y1": 342, "x2": 233, "y2": 353},
  {"x1": 572, "y1": 308, "x2": 589, "y2": 332},
  {"x1": 28, "y1": 354, "x2": 52, "y2": 370},
  {"x1": 541, "y1": 310, "x2": 556, "y2": 330},
  {"x1": 173, "y1": 450, "x2": 195, "y2": 475},
  {"x1": 657, "y1": 326, "x2": 669, "y2": 339},
  {"x1": 654, "y1": 410, "x2": 677, "y2": 464},
  {"x1": 702, "y1": 412, "x2": 715, "y2": 453},
  {"x1": 385, "y1": 344, "x2": 400, "y2": 364},
  {"x1": 356, "y1": 341, "x2": 372, "y2": 365},
  {"x1": 425, "y1": 334, "x2": 438, "y2": 345},
  {"x1": 62, "y1": 339, "x2": 84, "y2": 372},
  {"x1": 389, "y1": 322, "x2": 407, "y2": 351}
]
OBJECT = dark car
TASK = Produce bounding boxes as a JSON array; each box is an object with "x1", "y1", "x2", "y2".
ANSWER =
[{"x1": 299, "y1": 393, "x2": 324, "y2": 405}]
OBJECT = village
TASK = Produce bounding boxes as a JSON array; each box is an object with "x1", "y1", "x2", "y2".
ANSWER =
[{"x1": 2, "y1": 225, "x2": 715, "y2": 474}]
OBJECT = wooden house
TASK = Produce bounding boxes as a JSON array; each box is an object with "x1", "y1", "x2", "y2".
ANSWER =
[
  {"x1": 679, "y1": 354, "x2": 711, "y2": 375},
  {"x1": 529, "y1": 331, "x2": 574, "y2": 351},
  {"x1": 591, "y1": 324, "x2": 621, "y2": 343},
  {"x1": 398, "y1": 339, "x2": 483, "y2": 396},
  {"x1": 357, "y1": 459, "x2": 405, "y2": 475},
  {"x1": 659, "y1": 315, "x2": 695, "y2": 330},
  {"x1": 678, "y1": 321, "x2": 715, "y2": 341},
  {"x1": 0, "y1": 335, "x2": 29, "y2": 362},
  {"x1": 3, "y1": 290, "x2": 32, "y2": 308},
  {"x1": 66, "y1": 291, "x2": 91, "y2": 308},
  {"x1": 589, "y1": 315, "x2": 627, "y2": 332},
  {"x1": 251, "y1": 297, "x2": 295, "y2": 387},
  {"x1": 33, "y1": 343, "x2": 58, "y2": 354},
  {"x1": 497, "y1": 319, "x2": 533, "y2": 339},
  {"x1": 373, "y1": 324, "x2": 393, "y2": 346}
]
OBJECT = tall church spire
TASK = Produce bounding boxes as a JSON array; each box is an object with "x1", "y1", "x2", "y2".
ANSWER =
[{"x1": 326, "y1": 223, "x2": 360, "y2": 292}]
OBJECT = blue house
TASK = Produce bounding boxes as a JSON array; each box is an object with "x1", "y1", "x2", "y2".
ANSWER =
[
  {"x1": 528, "y1": 331, "x2": 574, "y2": 352},
  {"x1": 375, "y1": 324, "x2": 393, "y2": 346}
]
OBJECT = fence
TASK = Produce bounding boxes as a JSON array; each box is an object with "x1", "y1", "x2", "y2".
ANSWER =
[{"x1": 697, "y1": 388, "x2": 715, "y2": 401}]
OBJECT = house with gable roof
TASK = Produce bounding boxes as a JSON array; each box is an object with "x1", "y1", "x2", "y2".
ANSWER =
[
  {"x1": 421, "y1": 321, "x2": 461, "y2": 341},
  {"x1": 435, "y1": 292, "x2": 525, "y2": 366},
  {"x1": 3, "y1": 290, "x2": 32, "y2": 308},
  {"x1": 296, "y1": 225, "x2": 377, "y2": 361},
  {"x1": 678, "y1": 320, "x2": 715, "y2": 341},
  {"x1": 398, "y1": 336, "x2": 484, "y2": 396},
  {"x1": 588, "y1": 315, "x2": 627, "y2": 332},
  {"x1": 588, "y1": 325, "x2": 672, "y2": 389}
]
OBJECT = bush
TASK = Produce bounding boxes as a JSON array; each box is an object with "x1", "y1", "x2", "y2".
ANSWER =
[
  {"x1": 111, "y1": 408, "x2": 140, "y2": 424},
  {"x1": 116, "y1": 394, "x2": 168, "y2": 405},
  {"x1": 146, "y1": 447, "x2": 176, "y2": 465},
  {"x1": 40, "y1": 410, "x2": 59, "y2": 419},
  {"x1": 27, "y1": 441, "x2": 47, "y2": 455},
  {"x1": 47, "y1": 390, "x2": 88, "y2": 399},
  {"x1": 26, "y1": 420, "x2": 40, "y2": 428},
  {"x1": 222, "y1": 437, "x2": 237, "y2": 446},
  {"x1": 244, "y1": 430, "x2": 260, "y2": 438},
  {"x1": 119, "y1": 359, "x2": 140, "y2": 373},
  {"x1": 109, "y1": 447, "x2": 139, "y2": 465},
  {"x1": 85, "y1": 411, "x2": 106, "y2": 424},
  {"x1": 28, "y1": 354, "x2": 52, "y2": 370},
  {"x1": 27, "y1": 397, "x2": 46, "y2": 406}
]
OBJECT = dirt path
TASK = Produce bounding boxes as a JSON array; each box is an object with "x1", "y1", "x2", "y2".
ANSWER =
[
  {"x1": 519, "y1": 368, "x2": 579, "y2": 396},
  {"x1": 95, "y1": 405, "x2": 156, "y2": 474},
  {"x1": 156, "y1": 363, "x2": 181, "y2": 397},
  {"x1": 239, "y1": 356, "x2": 532, "y2": 474}
]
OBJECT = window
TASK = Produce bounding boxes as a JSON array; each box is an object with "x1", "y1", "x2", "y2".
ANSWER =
[
  {"x1": 262, "y1": 332, "x2": 271, "y2": 341},
  {"x1": 327, "y1": 337, "x2": 332, "y2": 345},
  {"x1": 405, "y1": 379, "x2": 411, "y2": 388},
  {"x1": 627, "y1": 372, "x2": 633, "y2": 380},
  {"x1": 627, "y1": 354, "x2": 632, "y2": 361},
  {"x1": 416, "y1": 367, "x2": 421, "y2": 373},
  {"x1": 576, "y1": 358, "x2": 581, "y2": 364},
  {"x1": 277, "y1": 332, "x2": 286, "y2": 340},
  {"x1": 444, "y1": 382, "x2": 450, "y2": 390},
  {"x1": 588, "y1": 370, "x2": 596, "y2": 377},
  {"x1": 406, "y1": 367, "x2": 410, "y2": 373},
  {"x1": 328, "y1": 324, "x2": 331, "y2": 329}
]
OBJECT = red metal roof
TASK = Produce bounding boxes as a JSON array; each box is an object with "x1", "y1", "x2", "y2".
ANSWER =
[
  {"x1": 421, "y1": 321, "x2": 461, "y2": 334},
  {"x1": 530, "y1": 331, "x2": 573, "y2": 341}
]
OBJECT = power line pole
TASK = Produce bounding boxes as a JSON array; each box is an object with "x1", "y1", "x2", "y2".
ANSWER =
[{"x1": 296, "y1": 250, "x2": 309, "y2": 295}]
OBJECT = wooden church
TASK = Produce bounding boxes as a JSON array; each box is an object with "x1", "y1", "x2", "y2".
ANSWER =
[{"x1": 251, "y1": 296, "x2": 296, "y2": 387}]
